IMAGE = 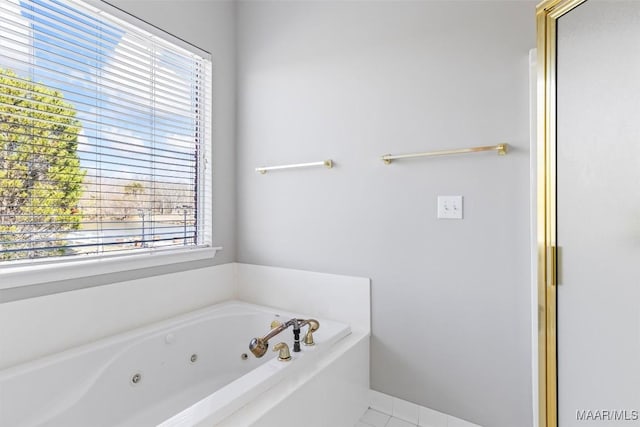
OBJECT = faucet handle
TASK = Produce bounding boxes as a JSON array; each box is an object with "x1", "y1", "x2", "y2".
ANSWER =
[
  {"x1": 272, "y1": 342, "x2": 291, "y2": 361},
  {"x1": 303, "y1": 320, "x2": 319, "y2": 346},
  {"x1": 303, "y1": 331, "x2": 315, "y2": 346}
]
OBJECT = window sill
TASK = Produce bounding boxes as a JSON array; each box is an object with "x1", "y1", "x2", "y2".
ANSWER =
[{"x1": 0, "y1": 246, "x2": 223, "y2": 290}]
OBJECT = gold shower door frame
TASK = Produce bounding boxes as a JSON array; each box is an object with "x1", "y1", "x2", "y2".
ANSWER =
[{"x1": 535, "y1": 1, "x2": 587, "y2": 426}]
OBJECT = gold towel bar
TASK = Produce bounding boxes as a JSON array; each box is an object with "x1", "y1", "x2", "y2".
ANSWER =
[{"x1": 381, "y1": 143, "x2": 508, "y2": 164}]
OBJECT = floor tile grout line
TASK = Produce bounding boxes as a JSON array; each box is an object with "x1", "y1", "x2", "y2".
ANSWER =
[{"x1": 358, "y1": 407, "x2": 420, "y2": 427}]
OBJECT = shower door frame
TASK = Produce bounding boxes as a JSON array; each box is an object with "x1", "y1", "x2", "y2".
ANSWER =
[{"x1": 535, "y1": 1, "x2": 587, "y2": 426}]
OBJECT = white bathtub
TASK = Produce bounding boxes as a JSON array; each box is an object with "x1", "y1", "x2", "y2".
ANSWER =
[{"x1": 0, "y1": 301, "x2": 352, "y2": 427}]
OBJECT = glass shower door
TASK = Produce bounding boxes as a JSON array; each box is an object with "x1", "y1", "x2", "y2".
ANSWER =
[{"x1": 556, "y1": 1, "x2": 640, "y2": 425}]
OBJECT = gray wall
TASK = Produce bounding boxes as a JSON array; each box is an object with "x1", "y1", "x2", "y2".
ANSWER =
[{"x1": 236, "y1": 2, "x2": 535, "y2": 426}]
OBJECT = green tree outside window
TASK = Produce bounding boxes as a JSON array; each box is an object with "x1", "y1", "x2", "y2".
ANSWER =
[{"x1": 0, "y1": 68, "x2": 85, "y2": 260}]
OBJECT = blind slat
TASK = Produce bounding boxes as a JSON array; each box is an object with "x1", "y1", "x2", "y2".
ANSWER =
[
  {"x1": 0, "y1": 70, "x2": 210, "y2": 125},
  {"x1": 2, "y1": 50, "x2": 198, "y2": 107},
  {"x1": 2, "y1": 128, "x2": 200, "y2": 160}
]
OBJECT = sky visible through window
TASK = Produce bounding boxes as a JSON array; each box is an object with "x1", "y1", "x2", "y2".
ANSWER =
[{"x1": 0, "y1": 0, "x2": 205, "y2": 260}]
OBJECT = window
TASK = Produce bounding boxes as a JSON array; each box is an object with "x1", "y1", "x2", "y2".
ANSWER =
[{"x1": 0, "y1": 0, "x2": 212, "y2": 269}]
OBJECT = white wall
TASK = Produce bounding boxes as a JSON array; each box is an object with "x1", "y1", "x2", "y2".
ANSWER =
[{"x1": 236, "y1": 2, "x2": 535, "y2": 426}]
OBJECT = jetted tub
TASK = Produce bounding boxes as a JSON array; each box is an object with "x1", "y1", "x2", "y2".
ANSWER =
[{"x1": 0, "y1": 301, "x2": 351, "y2": 427}]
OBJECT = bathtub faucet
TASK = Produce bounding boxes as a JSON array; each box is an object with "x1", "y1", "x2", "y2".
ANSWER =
[{"x1": 249, "y1": 318, "x2": 319, "y2": 358}]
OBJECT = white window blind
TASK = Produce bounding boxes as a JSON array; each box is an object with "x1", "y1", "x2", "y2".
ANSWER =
[{"x1": 0, "y1": 0, "x2": 212, "y2": 263}]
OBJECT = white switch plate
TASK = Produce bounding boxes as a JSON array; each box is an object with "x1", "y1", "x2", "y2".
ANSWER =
[{"x1": 437, "y1": 195, "x2": 463, "y2": 219}]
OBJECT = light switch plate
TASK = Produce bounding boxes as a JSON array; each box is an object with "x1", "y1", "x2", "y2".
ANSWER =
[{"x1": 437, "y1": 195, "x2": 463, "y2": 219}]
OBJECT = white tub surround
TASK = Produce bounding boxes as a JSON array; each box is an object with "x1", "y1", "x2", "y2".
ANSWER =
[
  {"x1": 222, "y1": 263, "x2": 371, "y2": 427},
  {"x1": 0, "y1": 263, "x2": 371, "y2": 427},
  {"x1": 216, "y1": 332, "x2": 369, "y2": 427},
  {"x1": 0, "y1": 263, "x2": 370, "y2": 370},
  {"x1": 235, "y1": 263, "x2": 371, "y2": 334},
  {"x1": 0, "y1": 264, "x2": 236, "y2": 370},
  {"x1": 0, "y1": 302, "x2": 351, "y2": 427}
]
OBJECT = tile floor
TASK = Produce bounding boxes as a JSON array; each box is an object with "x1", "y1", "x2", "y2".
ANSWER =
[
  {"x1": 362, "y1": 390, "x2": 482, "y2": 427},
  {"x1": 356, "y1": 408, "x2": 417, "y2": 427}
]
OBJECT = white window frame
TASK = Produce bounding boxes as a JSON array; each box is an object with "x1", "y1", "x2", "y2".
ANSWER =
[{"x1": 0, "y1": 0, "x2": 220, "y2": 291}]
